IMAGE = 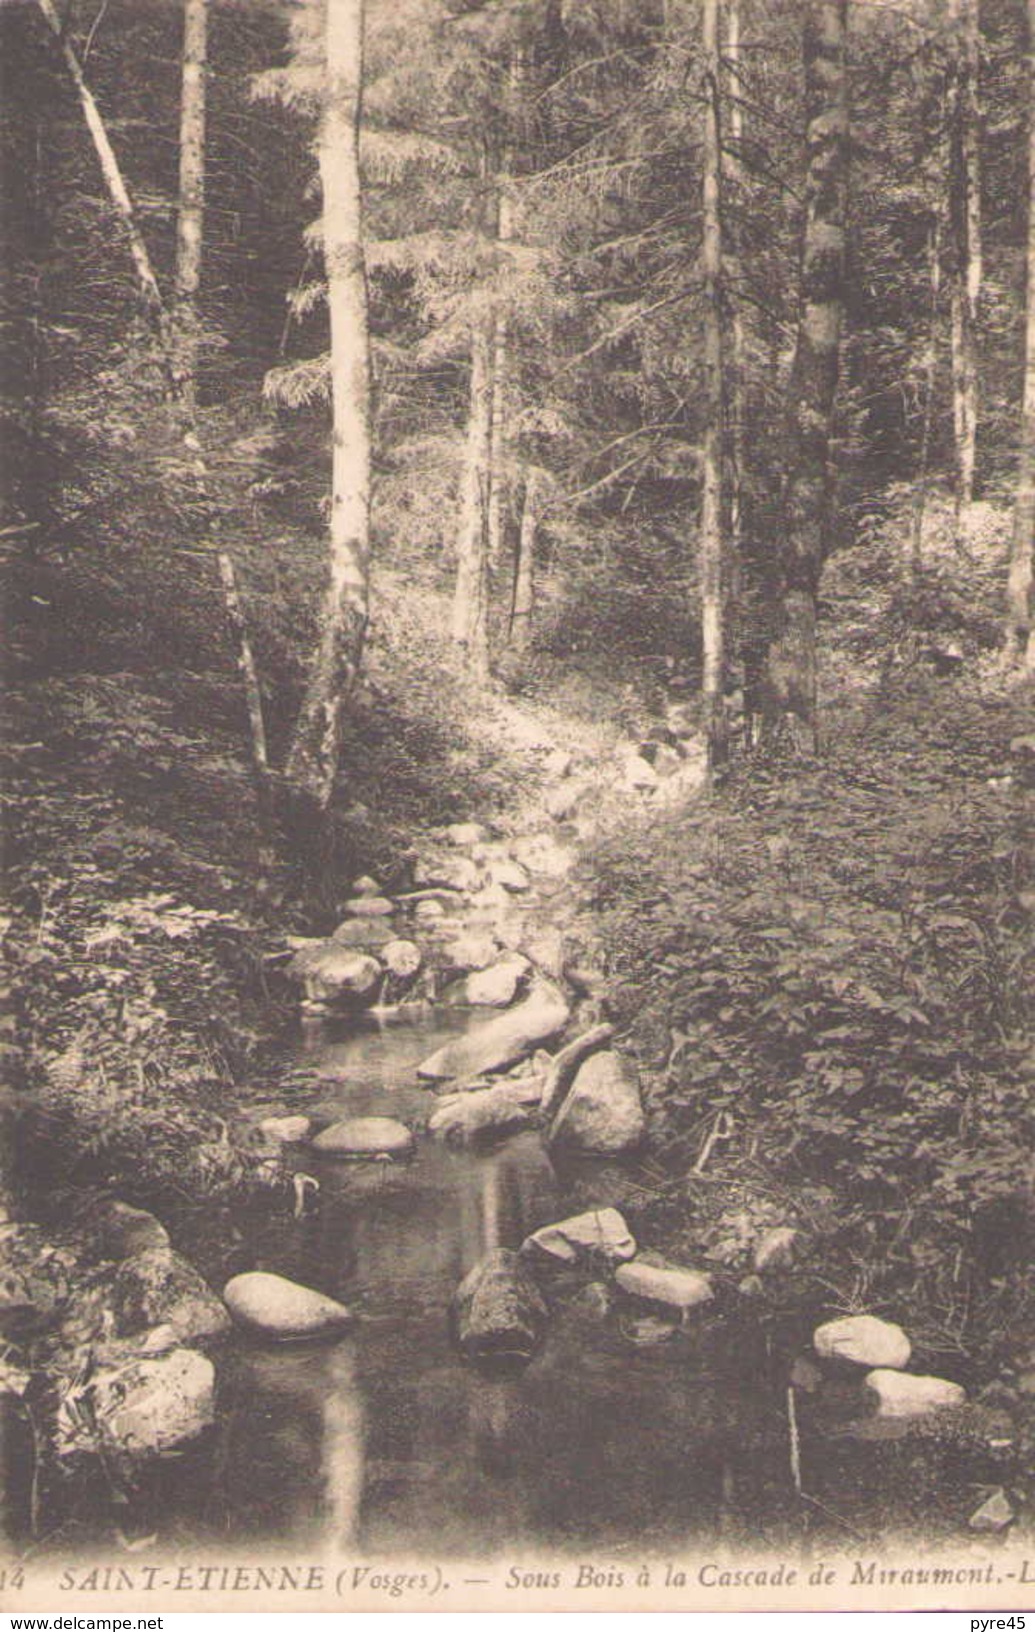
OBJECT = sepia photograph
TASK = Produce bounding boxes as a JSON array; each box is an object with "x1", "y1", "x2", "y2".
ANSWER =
[{"x1": 0, "y1": 0, "x2": 1034, "y2": 1612}]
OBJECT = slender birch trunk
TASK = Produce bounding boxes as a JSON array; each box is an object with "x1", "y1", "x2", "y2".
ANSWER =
[
  {"x1": 701, "y1": 0, "x2": 727, "y2": 772},
  {"x1": 761, "y1": 0, "x2": 848, "y2": 753},
  {"x1": 509, "y1": 468, "x2": 539, "y2": 649},
  {"x1": 451, "y1": 317, "x2": 494, "y2": 678},
  {"x1": 285, "y1": 0, "x2": 371, "y2": 810},
  {"x1": 962, "y1": 0, "x2": 983, "y2": 321},
  {"x1": 174, "y1": 0, "x2": 207, "y2": 407},
  {"x1": 1008, "y1": 0, "x2": 1035, "y2": 668},
  {"x1": 34, "y1": 0, "x2": 165, "y2": 327}
]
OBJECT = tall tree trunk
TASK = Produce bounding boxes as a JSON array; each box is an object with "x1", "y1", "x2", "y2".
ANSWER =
[
  {"x1": 911, "y1": 215, "x2": 942, "y2": 576},
  {"x1": 174, "y1": 0, "x2": 207, "y2": 408},
  {"x1": 509, "y1": 467, "x2": 539, "y2": 649},
  {"x1": 1008, "y1": 0, "x2": 1035, "y2": 668},
  {"x1": 962, "y1": 0, "x2": 983, "y2": 321},
  {"x1": 487, "y1": 49, "x2": 526, "y2": 572},
  {"x1": 947, "y1": 0, "x2": 981, "y2": 528},
  {"x1": 451, "y1": 317, "x2": 494, "y2": 678},
  {"x1": 34, "y1": 0, "x2": 166, "y2": 330},
  {"x1": 486, "y1": 183, "x2": 513, "y2": 572},
  {"x1": 760, "y1": 0, "x2": 848, "y2": 753},
  {"x1": 701, "y1": 0, "x2": 727, "y2": 771},
  {"x1": 284, "y1": 0, "x2": 370, "y2": 811},
  {"x1": 726, "y1": 0, "x2": 745, "y2": 585}
]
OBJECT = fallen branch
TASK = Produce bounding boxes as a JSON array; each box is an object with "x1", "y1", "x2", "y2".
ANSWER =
[{"x1": 540, "y1": 1022, "x2": 614, "y2": 1122}]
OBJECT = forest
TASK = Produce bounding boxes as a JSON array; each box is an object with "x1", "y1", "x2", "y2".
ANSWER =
[{"x1": 1, "y1": 0, "x2": 1035, "y2": 1577}]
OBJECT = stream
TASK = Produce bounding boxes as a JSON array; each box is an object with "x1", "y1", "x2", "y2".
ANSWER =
[
  {"x1": 5, "y1": 1007, "x2": 994, "y2": 1563},
  {"x1": 158, "y1": 1006, "x2": 800, "y2": 1558}
]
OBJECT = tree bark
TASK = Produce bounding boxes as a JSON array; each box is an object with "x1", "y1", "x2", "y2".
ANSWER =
[
  {"x1": 1008, "y1": 0, "x2": 1035, "y2": 668},
  {"x1": 910, "y1": 215, "x2": 942, "y2": 576},
  {"x1": 700, "y1": 0, "x2": 727, "y2": 771},
  {"x1": 487, "y1": 48, "x2": 525, "y2": 575},
  {"x1": 217, "y1": 551, "x2": 269, "y2": 780},
  {"x1": 726, "y1": 0, "x2": 745, "y2": 600},
  {"x1": 284, "y1": 0, "x2": 371, "y2": 811},
  {"x1": 174, "y1": 0, "x2": 207, "y2": 407},
  {"x1": 760, "y1": 0, "x2": 848, "y2": 753},
  {"x1": 947, "y1": 0, "x2": 981, "y2": 526},
  {"x1": 486, "y1": 309, "x2": 510, "y2": 571},
  {"x1": 452, "y1": 312, "x2": 494, "y2": 678},
  {"x1": 509, "y1": 467, "x2": 539, "y2": 649}
]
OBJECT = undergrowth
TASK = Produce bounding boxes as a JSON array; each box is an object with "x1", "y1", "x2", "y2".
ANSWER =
[{"x1": 587, "y1": 665, "x2": 1034, "y2": 1370}]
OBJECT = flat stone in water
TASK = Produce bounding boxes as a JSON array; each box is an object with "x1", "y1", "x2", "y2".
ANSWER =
[
  {"x1": 311, "y1": 1115, "x2": 414, "y2": 1158},
  {"x1": 614, "y1": 1259, "x2": 713, "y2": 1313},
  {"x1": 223, "y1": 1271, "x2": 355, "y2": 1339},
  {"x1": 522, "y1": 1207, "x2": 637, "y2": 1269},
  {"x1": 343, "y1": 896, "x2": 396, "y2": 918},
  {"x1": 814, "y1": 1314, "x2": 910, "y2": 1370}
]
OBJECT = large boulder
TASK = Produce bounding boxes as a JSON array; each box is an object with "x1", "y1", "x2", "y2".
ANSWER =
[
  {"x1": 864, "y1": 1369, "x2": 965, "y2": 1419},
  {"x1": 548, "y1": 1050, "x2": 645, "y2": 1154},
  {"x1": 288, "y1": 944, "x2": 382, "y2": 1006},
  {"x1": 87, "y1": 1348, "x2": 215, "y2": 1458},
  {"x1": 311, "y1": 1116, "x2": 414, "y2": 1158},
  {"x1": 223, "y1": 1271, "x2": 355, "y2": 1340},
  {"x1": 614, "y1": 1258, "x2": 713, "y2": 1313},
  {"x1": 110, "y1": 1248, "x2": 231, "y2": 1346},
  {"x1": 521, "y1": 1208, "x2": 637, "y2": 1271},
  {"x1": 417, "y1": 980, "x2": 570, "y2": 1081},
  {"x1": 451, "y1": 1248, "x2": 548, "y2": 1366},
  {"x1": 814, "y1": 1315, "x2": 911, "y2": 1370},
  {"x1": 465, "y1": 952, "x2": 530, "y2": 1008}
]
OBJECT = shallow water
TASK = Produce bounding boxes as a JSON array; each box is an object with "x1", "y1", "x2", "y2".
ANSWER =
[{"x1": 190, "y1": 1008, "x2": 796, "y2": 1558}]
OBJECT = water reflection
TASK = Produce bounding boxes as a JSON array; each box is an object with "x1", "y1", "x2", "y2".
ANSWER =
[{"x1": 211, "y1": 1339, "x2": 364, "y2": 1549}]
